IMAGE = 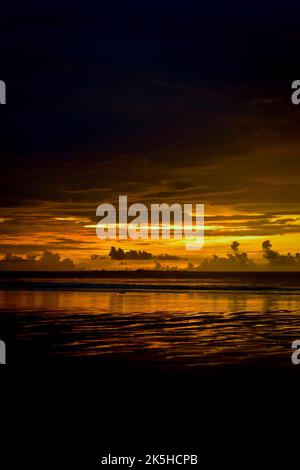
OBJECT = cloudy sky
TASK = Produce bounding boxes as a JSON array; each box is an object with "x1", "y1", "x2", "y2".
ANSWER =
[{"x1": 1, "y1": 0, "x2": 300, "y2": 269}]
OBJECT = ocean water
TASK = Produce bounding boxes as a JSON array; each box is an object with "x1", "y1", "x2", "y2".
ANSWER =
[{"x1": 0, "y1": 272, "x2": 300, "y2": 368}]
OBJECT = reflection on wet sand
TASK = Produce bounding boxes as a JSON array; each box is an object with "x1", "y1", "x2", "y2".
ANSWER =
[{"x1": 1, "y1": 286, "x2": 300, "y2": 367}]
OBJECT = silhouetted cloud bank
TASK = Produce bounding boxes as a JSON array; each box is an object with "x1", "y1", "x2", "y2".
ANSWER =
[
  {"x1": 109, "y1": 247, "x2": 180, "y2": 261},
  {"x1": 262, "y1": 240, "x2": 300, "y2": 267},
  {"x1": 0, "y1": 252, "x2": 75, "y2": 271},
  {"x1": 2, "y1": 242, "x2": 300, "y2": 271},
  {"x1": 200, "y1": 241, "x2": 255, "y2": 270}
]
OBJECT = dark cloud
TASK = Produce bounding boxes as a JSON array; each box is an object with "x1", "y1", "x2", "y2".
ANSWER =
[
  {"x1": 262, "y1": 240, "x2": 300, "y2": 267},
  {"x1": 154, "y1": 261, "x2": 179, "y2": 271},
  {"x1": 200, "y1": 242, "x2": 255, "y2": 270},
  {"x1": 109, "y1": 247, "x2": 181, "y2": 261},
  {"x1": 0, "y1": 251, "x2": 75, "y2": 271}
]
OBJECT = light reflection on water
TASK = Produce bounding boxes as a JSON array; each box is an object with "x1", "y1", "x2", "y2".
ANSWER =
[{"x1": 1, "y1": 286, "x2": 300, "y2": 367}]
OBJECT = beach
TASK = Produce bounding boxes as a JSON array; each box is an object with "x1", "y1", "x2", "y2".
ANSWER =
[{"x1": 1, "y1": 271, "x2": 300, "y2": 372}]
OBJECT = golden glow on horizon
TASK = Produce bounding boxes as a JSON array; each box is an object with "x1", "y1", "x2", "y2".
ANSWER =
[{"x1": 1, "y1": 203, "x2": 300, "y2": 268}]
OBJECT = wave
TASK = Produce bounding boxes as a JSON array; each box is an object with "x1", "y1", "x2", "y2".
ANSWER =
[{"x1": 1, "y1": 280, "x2": 300, "y2": 294}]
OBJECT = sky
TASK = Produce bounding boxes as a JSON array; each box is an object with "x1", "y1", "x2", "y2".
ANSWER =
[{"x1": 1, "y1": 0, "x2": 300, "y2": 270}]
